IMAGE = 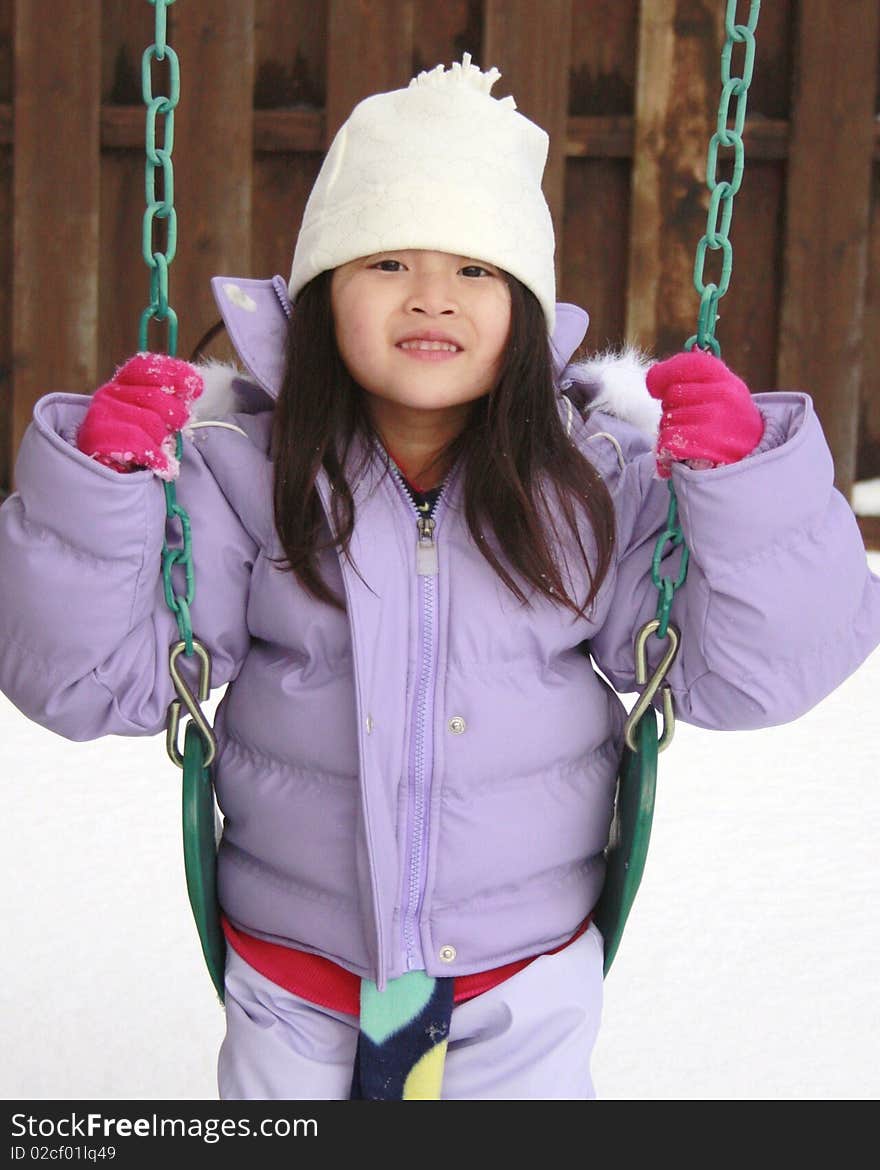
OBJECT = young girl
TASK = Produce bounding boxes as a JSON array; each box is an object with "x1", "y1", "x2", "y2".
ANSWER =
[{"x1": 2, "y1": 54, "x2": 879, "y2": 1101}]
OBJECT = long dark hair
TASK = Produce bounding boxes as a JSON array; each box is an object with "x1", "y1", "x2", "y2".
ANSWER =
[{"x1": 271, "y1": 268, "x2": 615, "y2": 617}]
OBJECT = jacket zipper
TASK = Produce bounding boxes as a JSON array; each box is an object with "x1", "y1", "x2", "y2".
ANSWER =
[{"x1": 389, "y1": 464, "x2": 443, "y2": 971}]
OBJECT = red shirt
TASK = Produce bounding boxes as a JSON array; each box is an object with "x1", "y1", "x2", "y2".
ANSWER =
[{"x1": 222, "y1": 915, "x2": 591, "y2": 1016}]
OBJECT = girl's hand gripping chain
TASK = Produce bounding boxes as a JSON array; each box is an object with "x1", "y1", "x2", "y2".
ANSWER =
[
  {"x1": 76, "y1": 353, "x2": 204, "y2": 481},
  {"x1": 646, "y1": 349, "x2": 764, "y2": 479}
]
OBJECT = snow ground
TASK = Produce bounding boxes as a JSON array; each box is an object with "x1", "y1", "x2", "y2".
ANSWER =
[
  {"x1": 2, "y1": 553, "x2": 878, "y2": 1102},
  {"x1": 853, "y1": 478, "x2": 880, "y2": 514}
]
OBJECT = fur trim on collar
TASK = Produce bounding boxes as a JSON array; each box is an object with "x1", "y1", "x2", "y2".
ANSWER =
[
  {"x1": 188, "y1": 360, "x2": 268, "y2": 427},
  {"x1": 564, "y1": 347, "x2": 660, "y2": 439}
]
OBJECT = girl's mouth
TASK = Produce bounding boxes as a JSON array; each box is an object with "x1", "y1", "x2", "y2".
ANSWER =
[
  {"x1": 396, "y1": 339, "x2": 462, "y2": 361},
  {"x1": 399, "y1": 339, "x2": 459, "y2": 351}
]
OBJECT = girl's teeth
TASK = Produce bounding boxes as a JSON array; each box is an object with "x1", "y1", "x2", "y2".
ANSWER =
[{"x1": 399, "y1": 340, "x2": 459, "y2": 351}]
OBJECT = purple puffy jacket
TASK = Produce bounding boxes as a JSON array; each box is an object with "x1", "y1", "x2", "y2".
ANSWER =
[{"x1": 1, "y1": 280, "x2": 878, "y2": 988}]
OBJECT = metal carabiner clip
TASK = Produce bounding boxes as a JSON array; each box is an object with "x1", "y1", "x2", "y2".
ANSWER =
[
  {"x1": 165, "y1": 638, "x2": 218, "y2": 769},
  {"x1": 623, "y1": 619, "x2": 681, "y2": 753}
]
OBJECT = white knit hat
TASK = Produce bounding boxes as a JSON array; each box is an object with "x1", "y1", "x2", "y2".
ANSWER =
[{"x1": 288, "y1": 53, "x2": 557, "y2": 332}]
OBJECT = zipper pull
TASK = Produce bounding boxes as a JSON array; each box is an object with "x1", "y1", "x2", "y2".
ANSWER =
[{"x1": 416, "y1": 515, "x2": 438, "y2": 576}]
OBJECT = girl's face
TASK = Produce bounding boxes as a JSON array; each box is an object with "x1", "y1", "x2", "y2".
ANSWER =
[{"x1": 330, "y1": 249, "x2": 512, "y2": 429}]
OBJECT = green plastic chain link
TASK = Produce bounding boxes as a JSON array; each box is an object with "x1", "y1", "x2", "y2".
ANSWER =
[
  {"x1": 139, "y1": 0, "x2": 179, "y2": 356},
  {"x1": 686, "y1": 0, "x2": 761, "y2": 356},
  {"x1": 659, "y1": 0, "x2": 761, "y2": 616},
  {"x1": 162, "y1": 461, "x2": 195, "y2": 652},
  {"x1": 651, "y1": 484, "x2": 690, "y2": 641},
  {"x1": 142, "y1": 3, "x2": 218, "y2": 795},
  {"x1": 138, "y1": 1, "x2": 192, "y2": 657},
  {"x1": 631, "y1": 0, "x2": 761, "y2": 748}
]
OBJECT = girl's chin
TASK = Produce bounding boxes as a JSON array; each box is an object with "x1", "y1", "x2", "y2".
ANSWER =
[{"x1": 364, "y1": 389, "x2": 486, "y2": 417}]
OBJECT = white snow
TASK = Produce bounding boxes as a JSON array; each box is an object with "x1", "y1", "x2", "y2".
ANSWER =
[
  {"x1": 2, "y1": 553, "x2": 879, "y2": 1102},
  {"x1": 853, "y1": 478, "x2": 880, "y2": 515}
]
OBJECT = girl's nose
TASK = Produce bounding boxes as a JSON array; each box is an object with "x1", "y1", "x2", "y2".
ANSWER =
[{"x1": 404, "y1": 271, "x2": 458, "y2": 316}]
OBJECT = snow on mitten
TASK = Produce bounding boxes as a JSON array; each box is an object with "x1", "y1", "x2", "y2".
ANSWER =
[
  {"x1": 646, "y1": 349, "x2": 764, "y2": 479},
  {"x1": 76, "y1": 353, "x2": 204, "y2": 481}
]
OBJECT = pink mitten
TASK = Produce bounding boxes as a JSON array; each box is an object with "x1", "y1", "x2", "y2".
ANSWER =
[
  {"x1": 76, "y1": 353, "x2": 203, "y2": 481},
  {"x1": 646, "y1": 350, "x2": 764, "y2": 479}
]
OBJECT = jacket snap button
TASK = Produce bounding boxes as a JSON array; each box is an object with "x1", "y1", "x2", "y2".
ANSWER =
[
  {"x1": 439, "y1": 945, "x2": 457, "y2": 963},
  {"x1": 448, "y1": 716, "x2": 466, "y2": 735},
  {"x1": 365, "y1": 715, "x2": 374, "y2": 734}
]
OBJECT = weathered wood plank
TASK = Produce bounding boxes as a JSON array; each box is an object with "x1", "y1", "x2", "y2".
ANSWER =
[
  {"x1": 251, "y1": 0, "x2": 329, "y2": 332},
  {"x1": 569, "y1": 0, "x2": 638, "y2": 118},
  {"x1": 326, "y1": 0, "x2": 414, "y2": 144},
  {"x1": 0, "y1": 0, "x2": 11, "y2": 103},
  {"x1": 101, "y1": 0, "x2": 146, "y2": 105},
  {"x1": 859, "y1": 162, "x2": 880, "y2": 482},
  {"x1": 484, "y1": 0, "x2": 573, "y2": 279},
  {"x1": 253, "y1": 109, "x2": 325, "y2": 152},
  {"x1": 99, "y1": 150, "x2": 152, "y2": 378},
  {"x1": 566, "y1": 114, "x2": 634, "y2": 158},
  {"x1": 744, "y1": 0, "x2": 793, "y2": 121},
  {"x1": 103, "y1": 106, "x2": 327, "y2": 153},
  {"x1": 413, "y1": 0, "x2": 481, "y2": 77},
  {"x1": 626, "y1": 0, "x2": 723, "y2": 354},
  {"x1": 12, "y1": 2, "x2": 101, "y2": 463},
  {"x1": 564, "y1": 0, "x2": 638, "y2": 343},
  {"x1": 166, "y1": 1, "x2": 256, "y2": 360},
  {"x1": 865, "y1": 21, "x2": 880, "y2": 484},
  {"x1": 252, "y1": 154, "x2": 324, "y2": 285},
  {"x1": 0, "y1": 144, "x2": 10, "y2": 497},
  {"x1": 857, "y1": 514, "x2": 880, "y2": 551},
  {"x1": 778, "y1": 0, "x2": 880, "y2": 501},
  {"x1": 0, "y1": 0, "x2": 12, "y2": 494},
  {"x1": 562, "y1": 157, "x2": 631, "y2": 352},
  {"x1": 254, "y1": 0, "x2": 327, "y2": 110},
  {"x1": 568, "y1": 113, "x2": 788, "y2": 160},
  {"x1": 717, "y1": 159, "x2": 784, "y2": 395}
]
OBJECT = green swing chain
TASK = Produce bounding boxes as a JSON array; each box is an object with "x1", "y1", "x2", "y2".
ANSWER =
[
  {"x1": 139, "y1": 0, "x2": 216, "y2": 767},
  {"x1": 626, "y1": 0, "x2": 760, "y2": 751},
  {"x1": 687, "y1": 0, "x2": 761, "y2": 357},
  {"x1": 139, "y1": 0, "x2": 178, "y2": 358}
]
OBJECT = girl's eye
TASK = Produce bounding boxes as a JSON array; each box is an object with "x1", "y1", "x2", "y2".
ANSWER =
[
  {"x1": 460, "y1": 265, "x2": 493, "y2": 278},
  {"x1": 371, "y1": 259, "x2": 404, "y2": 272}
]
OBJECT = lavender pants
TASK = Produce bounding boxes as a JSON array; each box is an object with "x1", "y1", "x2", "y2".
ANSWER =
[{"x1": 217, "y1": 923, "x2": 604, "y2": 1100}]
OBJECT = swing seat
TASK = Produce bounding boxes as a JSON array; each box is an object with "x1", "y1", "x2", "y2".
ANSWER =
[
  {"x1": 594, "y1": 707, "x2": 659, "y2": 975},
  {"x1": 182, "y1": 721, "x2": 226, "y2": 1002}
]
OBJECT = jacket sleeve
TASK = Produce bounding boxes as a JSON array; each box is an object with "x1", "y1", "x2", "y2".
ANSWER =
[
  {"x1": 0, "y1": 393, "x2": 258, "y2": 740},
  {"x1": 585, "y1": 391, "x2": 880, "y2": 730}
]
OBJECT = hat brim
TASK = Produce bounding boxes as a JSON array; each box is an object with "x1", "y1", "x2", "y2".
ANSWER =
[{"x1": 212, "y1": 274, "x2": 588, "y2": 400}]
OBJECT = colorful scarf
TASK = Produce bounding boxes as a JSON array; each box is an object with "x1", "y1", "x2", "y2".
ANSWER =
[{"x1": 350, "y1": 972, "x2": 454, "y2": 1100}]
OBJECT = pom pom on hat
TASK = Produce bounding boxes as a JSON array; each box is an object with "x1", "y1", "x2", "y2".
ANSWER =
[
  {"x1": 407, "y1": 52, "x2": 514, "y2": 106},
  {"x1": 288, "y1": 54, "x2": 557, "y2": 332}
]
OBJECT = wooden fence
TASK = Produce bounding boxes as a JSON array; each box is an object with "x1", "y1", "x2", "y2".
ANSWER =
[{"x1": 2, "y1": 1, "x2": 879, "y2": 546}]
